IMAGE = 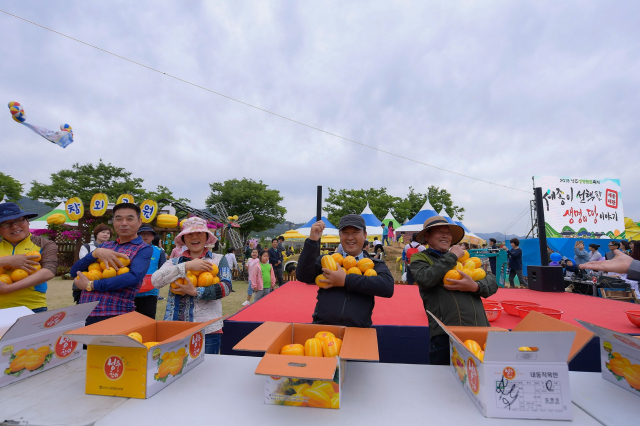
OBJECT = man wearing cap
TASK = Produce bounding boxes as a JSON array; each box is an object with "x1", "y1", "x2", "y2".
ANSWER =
[
  {"x1": 71, "y1": 203, "x2": 152, "y2": 325},
  {"x1": 297, "y1": 215, "x2": 394, "y2": 328},
  {"x1": 134, "y1": 225, "x2": 167, "y2": 319},
  {"x1": 410, "y1": 216, "x2": 498, "y2": 365},
  {"x1": 0, "y1": 202, "x2": 58, "y2": 312}
]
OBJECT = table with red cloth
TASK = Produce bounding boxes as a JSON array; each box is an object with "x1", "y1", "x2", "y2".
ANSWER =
[{"x1": 221, "y1": 281, "x2": 639, "y2": 371}]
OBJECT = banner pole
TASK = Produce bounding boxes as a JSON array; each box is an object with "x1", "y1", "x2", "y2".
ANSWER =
[
  {"x1": 316, "y1": 186, "x2": 322, "y2": 222},
  {"x1": 534, "y1": 187, "x2": 548, "y2": 265}
]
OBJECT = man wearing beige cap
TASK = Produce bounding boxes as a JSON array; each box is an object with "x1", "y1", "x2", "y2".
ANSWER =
[{"x1": 410, "y1": 216, "x2": 498, "y2": 365}]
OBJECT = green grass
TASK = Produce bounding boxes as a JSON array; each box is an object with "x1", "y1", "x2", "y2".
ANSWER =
[{"x1": 46, "y1": 277, "x2": 251, "y2": 321}]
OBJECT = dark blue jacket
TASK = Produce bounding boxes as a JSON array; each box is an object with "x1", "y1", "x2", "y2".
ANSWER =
[{"x1": 507, "y1": 248, "x2": 523, "y2": 271}]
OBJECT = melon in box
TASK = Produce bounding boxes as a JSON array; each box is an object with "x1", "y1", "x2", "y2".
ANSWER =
[
  {"x1": 233, "y1": 322, "x2": 379, "y2": 409},
  {"x1": 0, "y1": 302, "x2": 97, "y2": 388},
  {"x1": 64, "y1": 311, "x2": 220, "y2": 399},
  {"x1": 428, "y1": 311, "x2": 594, "y2": 421}
]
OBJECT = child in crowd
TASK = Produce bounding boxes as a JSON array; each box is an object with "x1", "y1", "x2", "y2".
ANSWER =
[
  {"x1": 151, "y1": 217, "x2": 232, "y2": 354},
  {"x1": 250, "y1": 250, "x2": 275, "y2": 302},
  {"x1": 242, "y1": 248, "x2": 260, "y2": 306}
]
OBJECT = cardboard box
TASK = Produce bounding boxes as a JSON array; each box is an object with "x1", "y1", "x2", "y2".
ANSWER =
[
  {"x1": 64, "y1": 311, "x2": 219, "y2": 399},
  {"x1": 233, "y1": 322, "x2": 379, "y2": 409},
  {"x1": 1, "y1": 302, "x2": 97, "y2": 388},
  {"x1": 428, "y1": 311, "x2": 594, "y2": 421},
  {"x1": 577, "y1": 319, "x2": 640, "y2": 396}
]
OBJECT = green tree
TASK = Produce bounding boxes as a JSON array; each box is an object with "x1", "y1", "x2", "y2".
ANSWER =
[
  {"x1": 0, "y1": 172, "x2": 23, "y2": 203},
  {"x1": 324, "y1": 187, "x2": 401, "y2": 225},
  {"x1": 145, "y1": 185, "x2": 191, "y2": 205},
  {"x1": 27, "y1": 160, "x2": 189, "y2": 207},
  {"x1": 205, "y1": 178, "x2": 286, "y2": 235}
]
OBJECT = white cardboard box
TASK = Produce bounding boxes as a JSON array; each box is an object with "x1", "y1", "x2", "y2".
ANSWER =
[
  {"x1": 0, "y1": 302, "x2": 97, "y2": 388},
  {"x1": 428, "y1": 310, "x2": 594, "y2": 421},
  {"x1": 577, "y1": 319, "x2": 640, "y2": 396}
]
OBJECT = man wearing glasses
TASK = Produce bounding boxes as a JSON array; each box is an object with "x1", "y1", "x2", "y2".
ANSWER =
[
  {"x1": 0, "y1": 202, "x2": 58, "y2": 312},
  {"x1": 606, "y1": 241, "x2": 621, "y2": 260}
]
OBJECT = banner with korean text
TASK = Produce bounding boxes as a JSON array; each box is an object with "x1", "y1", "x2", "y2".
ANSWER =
[{"x1": 534, "y1": 176, "x2": 625, "y2": 239}]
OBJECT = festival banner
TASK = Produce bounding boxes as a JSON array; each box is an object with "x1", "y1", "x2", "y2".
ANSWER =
[
  {"x1": 89, "y1": 193, "x2": 109, "y2": 217},
  {"x1": 116, "y1": 194, "x2": 135, "y2": 205},
  {"x1": 64, "y1": 197, "x2": 84, "y2": 221},
  {"x1": 140, "y1": 200, "x2": 159, "y2": 223},
  {"x1": 534, "y1": 176, "x2": 625, "y2": 239}
]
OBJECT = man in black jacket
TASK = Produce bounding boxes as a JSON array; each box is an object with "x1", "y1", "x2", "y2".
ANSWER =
[{"x1": 296, "y1": 214, "x2": 394, "y2": 327}]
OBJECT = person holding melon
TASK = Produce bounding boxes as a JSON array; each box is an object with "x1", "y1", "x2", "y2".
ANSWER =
[
  {"x1": 151, "y1": 217, "x2": 232, "y2": 354},
  {"x1": 0, "y1": 202, "x2": 58, "y2": 312},
  {"x1": 71, "y1": 203, "x2": 152, "y2": 326},
  {"x1": 409, "y1": 215, "x2": 497, "y2": 365},
  {"x1": 297, "y1": 214, "x2": 394, "y2": 328}
]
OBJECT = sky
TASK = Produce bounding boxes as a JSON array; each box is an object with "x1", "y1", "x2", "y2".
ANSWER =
[{"x1": 1, "y1": 1, "x2": 639, "y2": 236}]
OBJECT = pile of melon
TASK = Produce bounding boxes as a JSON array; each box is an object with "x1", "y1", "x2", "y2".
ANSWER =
[
  {"x1": 462, "y1": 338, "x2": 534, "y2": 363},
  {"x1": 280, "y1": 331, "x2": 342, "y2": 358},
  {"x1": 171, "y1": 264, "x2": 220, "y2": 295},
  {"x1": 443, "y1": 250, "x2": 486, "y2": 286},
  {"x1": 78, "y1": 256, "x2": 131, "y2": 281},
  {"x1": 0, "y1": 251, "x2": 42, "y2": 285},
  {"x1": 315, "y1": 253, "x2": 377, "y2": 288}
]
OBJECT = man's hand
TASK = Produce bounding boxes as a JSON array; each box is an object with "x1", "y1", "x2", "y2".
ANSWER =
[
  {"x1": 175, "y1": 281, "x2": 197, "y2": 296},
  {"x1": 320, "y1": 267, "x2": 346, "y2": 289},
  {"x1": 309, "y1": 221, "x2": 325, "y2": 241},
  {"x1": 93, "y1": 248, "x2": 128, "y2": 270},
  {"x1": 185, "y1": 259, "x2": 213, "y2": 273},
  {"x1": 75, "y1": 271, "x2": 90, "y2": 290},
  {"x1": 449, "y1": 245, "x2": 464, "y2": 260},
  {"x1": 580, "y1": 249, "x2": 633, "y2": 274},
  {"x1": 0, "y1": 281, "x2": 15, "y2": 294},
  {"x1": 0, "y1": 255, "x2": 40, "y2": 272},
  {"x1": 445, "y1": 270, "x2": 480, "y2": 292}
]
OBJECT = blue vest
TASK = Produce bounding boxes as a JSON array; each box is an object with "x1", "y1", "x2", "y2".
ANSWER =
[{"x1": 136, "y1": 246, "x2": 161, "y2": 297}]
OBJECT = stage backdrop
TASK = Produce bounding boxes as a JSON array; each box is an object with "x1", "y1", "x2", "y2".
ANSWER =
[{"x1": 534, "y1": 176, "x2": 625, "y2": 239}]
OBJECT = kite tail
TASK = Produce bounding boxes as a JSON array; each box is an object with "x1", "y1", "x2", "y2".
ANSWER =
[{"x1": 20, "y1": 122, "x2": 74, "y2": 148}]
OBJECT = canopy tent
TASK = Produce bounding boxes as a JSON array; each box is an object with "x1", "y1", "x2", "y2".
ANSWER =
[
  {"x1": 296, "y1": 216, "x2": 339, "y2": 236},
  {"x1": 320, "y1": 235, "x2": 341, "y2": 244},
  {"x1": 381, "y1": 210, "x2": 401, "y2": 230},
  {"x1": 452, "y1": 213, "x2": 471, "y2": 233},
  {"x1": 397, "y1": 198, "x2": 438, "y2": 232},
  {"x1": 29, "y1": 202, "x2": 78, "y2": 230},
  {"x1": 450, "y1": 213, "x2": 485, "y2": 246},
  {"x1": 360, "y1": 203, "x2": 383, "y2": 236},
  {"x1": 439, "y1": 210, "x2": 457, "y2": 225},
  {"x1": 282, "y1": 229, "x2": 307, "y2": 240}
]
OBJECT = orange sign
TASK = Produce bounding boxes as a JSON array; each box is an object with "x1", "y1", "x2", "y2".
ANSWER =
[
  {"x1": 55, "y1": 335, "x2": 77, "y2": 359},
  {"x1": 503, "y1": 366, "x2": 516, "y2": 380},
  {"x1": 467, "y1": 358, "x2": 480, "y2": 395},
  {"x1": 104, "y1": 355, "x2": 125, "y2": 380},
  {"x1": 189, "y1": 331, "x2": 204, "y2": 358},
  {"x1": 44, "y1": 311, "x2": 66, "y2": 328}
]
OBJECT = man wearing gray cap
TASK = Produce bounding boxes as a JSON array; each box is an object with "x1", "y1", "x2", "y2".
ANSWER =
[{"x1": 297, "y1": 214, "x2": 394, "y2": 328}]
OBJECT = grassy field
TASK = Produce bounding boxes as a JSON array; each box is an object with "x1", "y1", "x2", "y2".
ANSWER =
[{"x1": 46, "y1": 277, "x2": 251, "y2": 321}]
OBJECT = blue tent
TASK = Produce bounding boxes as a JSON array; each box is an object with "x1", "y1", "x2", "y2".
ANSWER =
[
  {"x1": 452, "y1": 213, "x2": 471, "y2": 233},
  {"x1": 397, "y1": 198, "x2": 438, "y2": 232},
  {"x1": 439, "y1": 210, "x2": 457, "y2": 225},
  {"x1": 296, "y1": 216, "x2": 339, "y2": 236},
  {"x1": 360, "y1": 203, "x2": 384, "y2": 235}
]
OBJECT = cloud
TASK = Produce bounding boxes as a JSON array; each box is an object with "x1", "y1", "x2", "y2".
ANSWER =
[{"x1": 1, "y1": 0, "x2": 638, "y2": 236}]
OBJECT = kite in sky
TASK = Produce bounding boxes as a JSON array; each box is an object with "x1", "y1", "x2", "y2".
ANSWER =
[{"x1": 8, "y1": 101, "x2": 74, "y2": 148}]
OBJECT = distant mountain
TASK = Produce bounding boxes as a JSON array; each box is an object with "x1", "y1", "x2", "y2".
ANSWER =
[
  {"x1": 16, "y1": 197, "x2": 53, "y2": 218},
  {"x1": 474, "y1": 232, "x2": 524, "y2": 243}
]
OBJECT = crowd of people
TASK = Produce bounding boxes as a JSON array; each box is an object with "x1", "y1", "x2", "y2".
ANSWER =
[{"x1": 2, "y1": 199, "x2": 640, "y2": 364}]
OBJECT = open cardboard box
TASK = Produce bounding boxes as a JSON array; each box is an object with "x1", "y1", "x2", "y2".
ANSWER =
[
  {"x1": 1, "y1": 302, "x2": 97, "y2": 388},
  {"x1": 428, "y1": 310, "x2": 594, "y2": 421},
  {"x1": 233, "y1": 322, "x2": 379, "y2": 409},
  {"x1": 64, "y1": 311, "x2": 219, "y2": 399},
  {"x1": 577, "y1": 319, "x2": 640, "y2": 396}
]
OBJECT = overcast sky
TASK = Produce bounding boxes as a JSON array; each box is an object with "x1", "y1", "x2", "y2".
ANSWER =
[{"x1": 2, "y1": 1, "x2": 638, "y2": 235}]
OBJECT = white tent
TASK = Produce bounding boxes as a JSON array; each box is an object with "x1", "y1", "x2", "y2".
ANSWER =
[
  {"x1": 296, "y1": 216, "x2": 340, "y2": 236},
  {"x1": 360, "y1": 203, "x2": 383, "y2": 236},
  {"x1": 29, "y1": 203, "x2": 77, "y2": 230},
  {"x1": 397, "y1": 198, "x2": 438, "y2": 232},
  {"x1": 452, "y1": 213, "x2": 486, "y2": 245}
]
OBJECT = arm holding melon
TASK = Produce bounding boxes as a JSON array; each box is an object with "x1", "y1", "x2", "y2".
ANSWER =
[
  {"x1": 198, "y1": 257, "x2": 232, "y2": 300},
  {"x1": 411, "y1": 252, "x2": 458, "y2": 290},
  {"x1": 152, "y1": 258, "x2": 186, "y2": 288},
  {"x1": 92, "y1": 246, "x2": 152, "y2": 292},
  {"x1": 343, "y1": 261, "x2": 394, "y2": 297},
  {"x1": 0, "y1": 255, "x2": 40, "y2": 272},
  {"x1": 295, "y1": 238, "x2": 324, "y2": 284},
  {"x1": 0, "y1": 268, "x2": 55, "y2": 294},
  {"x1": 92, "y1": 248, "x2": 129, "y2": 270}
]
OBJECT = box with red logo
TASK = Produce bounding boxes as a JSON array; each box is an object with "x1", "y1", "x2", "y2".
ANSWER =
[
  {"x1": 64, "y1": 311, "x2": 219, "y2": 399},
  {"x1": 576, "y1": 319, "x2": 640, "y2": 396},
  {"x1": 233, "y1": 322, "x2": 379, "y2": 409},
  {"x1": 427, "y1": 311, "x2": 594, "y2": 420},
  {"x1": 0, "y1": 302, "x2": 98, "y2": 388}
]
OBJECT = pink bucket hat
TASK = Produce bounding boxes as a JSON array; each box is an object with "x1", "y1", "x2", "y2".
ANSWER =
[{"x1": 174, "y1": 217, "x2": 218, "y2": 248}]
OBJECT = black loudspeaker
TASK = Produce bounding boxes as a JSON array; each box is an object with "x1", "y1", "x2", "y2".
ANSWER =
[{"x1": 527, "y1": 266, "x2": 565, "y2": 292}]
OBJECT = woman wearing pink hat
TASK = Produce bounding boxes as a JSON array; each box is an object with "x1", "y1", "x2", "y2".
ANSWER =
[{"x1": 151, "y1": 217, "x2": 232, "y2": 354}]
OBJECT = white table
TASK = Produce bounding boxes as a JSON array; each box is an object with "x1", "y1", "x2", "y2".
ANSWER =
[
  {"x1": 571, "y1": 371, "x2": 639, "y2": 426},
  {"x1": 96, "y1": 355, "x2": 600, "y2": 425},
  {"x1": 0, "y1": 355, "x2": 128, "y2": 426}
]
